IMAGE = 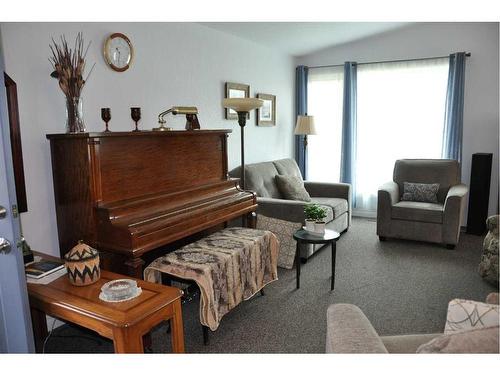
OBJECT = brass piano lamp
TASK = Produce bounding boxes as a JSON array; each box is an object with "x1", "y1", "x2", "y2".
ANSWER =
[{"x1": 154, "y1": 106, "x2": 201, "y2": 131}]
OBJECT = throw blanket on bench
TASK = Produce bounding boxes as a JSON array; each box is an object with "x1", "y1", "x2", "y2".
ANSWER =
[{"x1": 144, "y1": 227, "x2": 279, "y2": 331}]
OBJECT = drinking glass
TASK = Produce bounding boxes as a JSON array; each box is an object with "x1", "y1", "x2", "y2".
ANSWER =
[
  {"x1": 131, "y1": 107, "x2": 141, "y2": 132},
  {"x1": 101, "y1": 108, "x2": 111, "y2": 132}
]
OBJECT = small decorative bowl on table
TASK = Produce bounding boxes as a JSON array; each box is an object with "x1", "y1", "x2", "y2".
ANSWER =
[
  {"x1": 64, "y1": 241, "x2": 101, "y2": 286},
  {"x1": 99, "y1": 279, "x2": 142, "y2": 302}
]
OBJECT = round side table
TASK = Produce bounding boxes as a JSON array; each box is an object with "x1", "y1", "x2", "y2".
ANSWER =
[{"x1": 293, "y1": 229, "x2": 340, "y2": 290}]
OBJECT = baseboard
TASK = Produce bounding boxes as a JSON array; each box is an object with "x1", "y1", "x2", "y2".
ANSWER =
[{"x1": 352, "y1": 209, "x2": 376, "y2": 219}]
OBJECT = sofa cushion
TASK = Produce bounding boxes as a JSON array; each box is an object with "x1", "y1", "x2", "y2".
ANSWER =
[
  {"x1": 240, "y1": 162, "x2": 282, "y2": 198},
  {"x1": 391, "y1": 201, "x2": 443, "y2": 224},
  {"x1": 311, "y1": 197, "x2": 348, "y2": 222},
  {"x1": 416, "y1": 325, "x2": 499, "y2": 353},
  {"x1": 275, "y1": 175, "x2": 311, "y2": 202},
  {"x1": 401, "y1": 182, "x2": 439, "y2": 203},
  {"x1": 381, "y1": 334, "x2": 442, "y2": 354},
  {"x1": 273, "y1": 158, "x2": 303, "y2": 178}
]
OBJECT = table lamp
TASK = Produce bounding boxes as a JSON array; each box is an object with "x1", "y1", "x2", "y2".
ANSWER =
[
  {"x1": 222, "y1": 98, "x2": 263, "y2": 190},
  {"x1": 294, "y1": 114, "x2": 317, "y2": 178}
]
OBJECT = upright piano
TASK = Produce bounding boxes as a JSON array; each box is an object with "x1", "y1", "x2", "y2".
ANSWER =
[{"x1": 46, "y1": 130, "x2": 257, "y2": 278}]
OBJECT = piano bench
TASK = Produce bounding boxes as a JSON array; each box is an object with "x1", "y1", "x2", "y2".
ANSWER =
[{"x1": 144, "y1": 227, "x2": 279, "y2": 345}]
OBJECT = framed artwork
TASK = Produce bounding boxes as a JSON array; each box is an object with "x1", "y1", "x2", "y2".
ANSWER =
[
  {"x1": 225, "y1": 82, "x2": 250, "y2": 120},
  {"x1": 256, "y1": 94, "x2": 276, "y2": 126}
]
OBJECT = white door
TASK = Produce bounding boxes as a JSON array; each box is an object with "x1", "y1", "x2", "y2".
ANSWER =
[{"x1": 0, "y1": 33, "x2": 34, "y2": 353}]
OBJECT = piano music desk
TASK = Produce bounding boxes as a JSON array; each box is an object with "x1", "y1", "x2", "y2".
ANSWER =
[{"x1": 28, "y1": 268, "x2": 185, "y2": 353}]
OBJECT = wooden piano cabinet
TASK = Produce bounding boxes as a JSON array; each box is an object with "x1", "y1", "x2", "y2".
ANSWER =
[{"x1": 47, "y1": 130, "x2": 257, "y2": 278}]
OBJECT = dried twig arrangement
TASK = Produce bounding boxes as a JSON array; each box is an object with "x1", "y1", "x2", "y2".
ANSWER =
[{"x1": 49, "y1": 32, "x2": 95, "y2": 99}]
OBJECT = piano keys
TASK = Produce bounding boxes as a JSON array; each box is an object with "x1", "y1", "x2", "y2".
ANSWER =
[{"x1": 46, "y1": 130, "x2": 257, "y2": 278}]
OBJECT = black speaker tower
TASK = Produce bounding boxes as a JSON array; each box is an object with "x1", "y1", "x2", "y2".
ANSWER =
[{"x1": 466, "y1": 153, "x2": 493, "y2": 235}]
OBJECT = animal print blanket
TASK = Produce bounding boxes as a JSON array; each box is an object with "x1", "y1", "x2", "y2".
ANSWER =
[{"x1": 144, "y1": 227, "x2": 279, "y2": 331}]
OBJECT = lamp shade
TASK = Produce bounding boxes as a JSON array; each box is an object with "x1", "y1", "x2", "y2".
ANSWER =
[
  {"x1": 222, "y1": 98, "x2": 264, "y2": 112},
  {"x1": 294, "y1": 115, "x2": 317, "y2": 135}
]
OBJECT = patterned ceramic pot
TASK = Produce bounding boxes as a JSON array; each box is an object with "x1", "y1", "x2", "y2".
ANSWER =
[{"x1": 64, "y1": 241, "x2": 100, "y2": 286}]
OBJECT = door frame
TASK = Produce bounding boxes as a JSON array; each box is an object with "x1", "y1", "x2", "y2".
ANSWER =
[{"x1": 0, "y1": 28, "x2": 34, "y2": 353}]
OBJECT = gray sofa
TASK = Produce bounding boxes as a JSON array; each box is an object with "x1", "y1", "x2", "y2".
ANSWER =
[
  {"x1": 377, "y1": 159, "x2": 468, "y2": 248},
  {"x1": 229, "y1": 158, "x2": 351, "y2": 259},
  {"x1": 326, "y1": 294, "x2": 499, "y2": 353}
]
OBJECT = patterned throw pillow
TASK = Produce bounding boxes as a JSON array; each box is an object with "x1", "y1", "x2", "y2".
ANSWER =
[
  {"x1": 401, "y1": 182, "x2": 439, "y2": 203},
  {"x1": 275, "y1": 175, "x2": 311, "y2": 202},
  {"x1": 256, "y1": 215, "x2": 302, "y2": 269},
  {"x1": 444, "y1": 298, "x2": 500, "y2": 333}
]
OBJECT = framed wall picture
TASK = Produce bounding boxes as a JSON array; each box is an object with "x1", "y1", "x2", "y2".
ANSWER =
[
  {"x1": 225, "y1": 82, "x2": 250, "y2": 120},
  {"x1": 257, "y1": 94, "x2": 276, "y2": 126}
]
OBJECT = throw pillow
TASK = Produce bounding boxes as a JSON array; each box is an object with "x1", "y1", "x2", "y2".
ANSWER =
[
  {"x1": 275, "y1": 175, "x2": 311, "y2": 202},
  {"x1": 256, "y1": 215, "x2": 302, "y2": 269},
  {"x1": 401, "y1": 182, "x2": 439, "y2": 203},
  {"x1": 444, "y1": 298, "x2": 500, "y2": 334},
  {"x1": 416, "y1": 325, "x2": 499, "y2": 353}
]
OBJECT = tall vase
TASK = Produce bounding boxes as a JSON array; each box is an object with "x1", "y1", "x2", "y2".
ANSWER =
[{"x1": 66, "y1": 97, "x2": 86, "y2": 133}]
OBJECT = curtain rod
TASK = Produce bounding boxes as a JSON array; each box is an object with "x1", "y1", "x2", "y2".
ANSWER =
[{"x1": 309, "y1": 52, "x2": 471, "y2": 69}]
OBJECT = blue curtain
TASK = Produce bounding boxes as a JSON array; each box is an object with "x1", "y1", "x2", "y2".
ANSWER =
[
  {"x1": 340, "y1": 62, "x2": 357, "y2": 204},
  {"x1": 442, "y1": 52, "x2": 467, "y2": 162},
  {"x1": 295, "y1": 65, "x2": 308, "y2": 178}
]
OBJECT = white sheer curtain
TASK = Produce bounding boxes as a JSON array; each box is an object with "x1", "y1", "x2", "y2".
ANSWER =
[
  {"x1": 355, "y1": 58, "x2": 449, "y2": 213},
  {"x1": 307, "y1": 66, "x2": 344, "y2": 182}
]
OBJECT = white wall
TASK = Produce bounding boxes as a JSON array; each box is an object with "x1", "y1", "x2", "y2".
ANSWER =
[
  {"x1": 0, "y1": 22, "x2": 295, "y2": 256},
  {"x1": 296, "y1": 22, "x2": 500, "y2": 221}
]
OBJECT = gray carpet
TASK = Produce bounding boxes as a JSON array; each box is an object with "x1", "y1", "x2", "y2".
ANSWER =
[{"x1": 44, "y1": 218, "x2": 497, "y2": 353}]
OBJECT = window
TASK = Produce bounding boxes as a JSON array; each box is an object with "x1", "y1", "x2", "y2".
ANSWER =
[
  {"x1": 307, "y1": 66, "x2": 344, "y2": 182},
  {"x1": 355, "y1": 58, "x2": 449, "y2": 211},
  {"x1": 306, "y1": 58, "x2": 449, "y2": 214}
]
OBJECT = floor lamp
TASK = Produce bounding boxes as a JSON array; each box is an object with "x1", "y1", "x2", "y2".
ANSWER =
[
  {"x1": 222, "y1": 98, "x2": 263, "y2": 190},
  {"x1": 294, "y1": 115, "x2": 317, "y2": 179}
]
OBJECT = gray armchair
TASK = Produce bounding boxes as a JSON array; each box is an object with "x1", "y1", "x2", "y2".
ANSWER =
[
  {"x1": 377, "y1": 159, "x2": 468, "y2": 248},
  {"x1": 229, "y1": 158, "x2": 351, "y2": 259}
]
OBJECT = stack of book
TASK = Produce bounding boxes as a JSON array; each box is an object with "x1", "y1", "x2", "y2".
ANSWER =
[{"x1": 25, "y1": 260, "x2": 64, "y2": 280}]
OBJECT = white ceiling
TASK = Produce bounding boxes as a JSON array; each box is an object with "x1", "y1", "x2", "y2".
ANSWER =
[{"x1": 200, "y1": 22, "x2": 410, "y2": 56}]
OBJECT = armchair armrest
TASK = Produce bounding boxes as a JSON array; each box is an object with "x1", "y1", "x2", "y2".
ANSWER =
[
  {"x1": 326, "y1": 304, "x2": 388, "y2": 353},
  {"x1": 444, "y1": 184, "x2": 468, "y2": 217},
  {"x1": 304, "y1": 181, "x2": 351, "y2": 202},
  {"x1": 377, "y1": 181, "x2": 399, "y2": 236},
  {"x1": 256, "y1": 197, "x2": 307, "y2": 223},
  {"x1": 378, "y1": 181, "x2": 399, "y2": 206},
  {"x1": 443, "y1": 184, "x2": 469, "y2": 245},
  {"x1": 445, "y1": 184, "x2": 469, "y2": 204}
]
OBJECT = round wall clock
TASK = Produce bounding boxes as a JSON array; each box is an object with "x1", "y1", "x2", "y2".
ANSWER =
[{"x1": 104, "y1": 33, "x2": 134, "y2": 72}]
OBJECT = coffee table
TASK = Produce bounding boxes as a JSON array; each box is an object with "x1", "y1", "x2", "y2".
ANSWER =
[
  {"x1": 293, "y1": 228, "x2": 340, "y2": 290},
  {"x1": 28, "y1": 269, "x2": 184, "y2": 353}
]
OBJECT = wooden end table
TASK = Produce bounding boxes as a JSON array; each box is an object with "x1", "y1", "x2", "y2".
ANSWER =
[
  {"x1": 293, "y1": 228, "x2": 340, "y2": 290},
  {"x1": 28, "y1": 269, "x2": 185, "y2": 353}
]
